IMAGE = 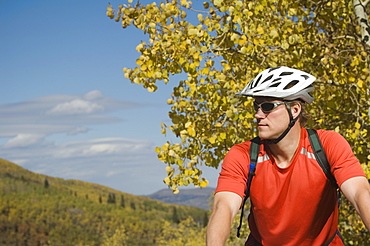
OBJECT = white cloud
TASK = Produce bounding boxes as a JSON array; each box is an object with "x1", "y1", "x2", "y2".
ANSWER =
[
  {"x1": 67, "y1": 126, "x2": 89, "y2": 136},
  {"x1": 4, "y1": 133, "x2": 45, "y2": 148},
  {"x1": 84, "y1": 90, "x2": 103, "y2": 100},
  {"x1": 0, "y1": 124, "x2": 80, "y2": 138},
  {"x1": 0, "y1": 90, "x2": 139, "y2": 138},
  {"x1": 51, "y1": 138, "x2": 153, "y2": 158},
  {"x1": 47, "y1": 99, "x2": 104, "y2": 115}
]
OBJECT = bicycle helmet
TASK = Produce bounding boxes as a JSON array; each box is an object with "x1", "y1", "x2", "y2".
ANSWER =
[
  {"x1": 236, "y1": 66, "x2": 316, "y2": 103},
  {"x1": 236, "y1": 66, "x2": 317, "y2": 144}
]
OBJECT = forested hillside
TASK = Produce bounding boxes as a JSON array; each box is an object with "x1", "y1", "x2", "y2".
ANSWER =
[{"x1": 0, "y1": 159, "x2": 208, "y2": 245}]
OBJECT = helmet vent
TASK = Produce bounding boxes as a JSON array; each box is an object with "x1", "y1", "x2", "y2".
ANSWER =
[
  {"x1": 269, "y1": 82, "x2": 281, "y2": 88},
  {"x1": 268, "y1": 67, "x2": 281, "y2": 72},
  {"x1": 280, "y1": 71, "x2": 293, "y2": 76},
  {"x1": 252, "y1": 74, "x2": 262, "y2": 88},
  {"x1": 262, "y1": 75, "x2": 273, "y2": 83},
  {"x1": 284, "y1": 80, "x2": 299, "y2": 89},
  {"x1": 301, "y1": 74, "x2": 309, "y2": 80}
]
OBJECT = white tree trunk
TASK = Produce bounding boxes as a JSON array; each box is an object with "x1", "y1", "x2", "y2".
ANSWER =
[
  {"x1": 353, "y1": 0, "x2": 370, "y2": 45},
  {"x1": 353, "y1": 0, "x2": 370, "y2": 103}
]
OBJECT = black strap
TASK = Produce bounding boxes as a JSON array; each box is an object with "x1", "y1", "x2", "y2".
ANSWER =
[
  {"x1": 306, "y1": 129, "x2": 337, "y2": 188},
  {"x1": 237, "y1": 137, "x2": 260, "y2": 238},
  {"x1": 322, "y1": 229, "x2": 343, "y2": 246},
  {"x1": 307, "y1": 129, "x2": 345, "y2": 245}
]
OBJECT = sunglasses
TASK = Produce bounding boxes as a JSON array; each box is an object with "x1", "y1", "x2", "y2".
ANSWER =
[{"x1": 253, "y1": 101, "x2": 286, "y2": 113}]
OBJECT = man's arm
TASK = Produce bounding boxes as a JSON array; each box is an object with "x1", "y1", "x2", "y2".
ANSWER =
[
  {"x1": 340, "y1": 176, "x2": 370, "y2": 231},
  {"x1": 206, "y1": 191, "x2": 243, "y2": 246}
]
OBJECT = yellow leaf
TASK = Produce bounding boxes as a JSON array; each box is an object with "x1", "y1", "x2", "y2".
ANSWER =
[
  {"x1": 357, "y1": 80, "x2": 364, "y2": 88},
  {"x1": 231, "y1": 33, "x2": 239, "y2": 41},
  {"x1": 199, "y1": 180, "x2": 209, "y2": 187},
  {"x1": 255, "y1": 5, "x2": 263, "y2": 12},
  {"x1": 162, "y1": 142, "x2": 169, "y2": 150},
  {"x1": 270, "y1": 29, "x2": 278, "y2": 38},
  {"x1": 135, "y1": 43, "x2": 144, "y2": 52},
  {"x1": 281, "y1": 40, "x2": 289, "y2": 50},
  {"x1": 163, "y1": 177, "x2": 171, "y2": 185},
  {"x1": 257, "y1": 26, "x2": 264, "y2": 34},
  {"x1": 214, "y1": 122, "x2": 222, "y2": 127},
  {"x1": 240, "y1": 46, "x2": 248, "y2": 54},
  {"x1": 185, "y1": 169, "x2": 194, "y2": 176},
  {"x1": 188, "y1": 28, "x2": 198, "y2": 35},
  {"x1": 187, "y1": 127, "x2": 196, "y2": 137},
  {"x1": 355, "y1": 122, "x2": 361, "y2": 129},
  {"x1": 165, "y1": 166, "x2": 173, "y2": 173},
  {"x1": 147, "y1": 86, "x2": 156, "y2": 92},
  {"x1": 168, "y1": 149, "x2": 175, "y2": 156}
]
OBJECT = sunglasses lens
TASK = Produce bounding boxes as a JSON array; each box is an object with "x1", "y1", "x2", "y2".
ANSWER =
[
  {"x1": 261, "y1": 103, "x2": 275, "y2": 112},
  {"x1": 254, "y1": 102, "x2": 281, "y2": 113}
]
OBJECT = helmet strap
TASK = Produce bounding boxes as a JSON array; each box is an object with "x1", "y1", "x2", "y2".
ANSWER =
[{"x1": 267, "y1": 102, "x2": 299, "y2": 144}]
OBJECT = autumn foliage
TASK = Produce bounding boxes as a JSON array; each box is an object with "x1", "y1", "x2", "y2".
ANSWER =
[{"x1": 108, "y1": 0, "x2": 370, "y2": 243}]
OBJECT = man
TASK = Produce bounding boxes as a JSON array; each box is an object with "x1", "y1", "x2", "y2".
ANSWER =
[{"x1": 206, "y1": 66, "x2": 370, "y2": 245}]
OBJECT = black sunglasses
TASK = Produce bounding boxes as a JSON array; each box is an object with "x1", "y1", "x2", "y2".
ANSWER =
[{"x1": 253, "y1": 101, "x2": 286, "y2": 113}]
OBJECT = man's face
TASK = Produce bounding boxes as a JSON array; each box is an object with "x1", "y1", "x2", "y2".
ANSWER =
[{"x1": 253, "y1": 97, "x2": 290, "y2": 140}]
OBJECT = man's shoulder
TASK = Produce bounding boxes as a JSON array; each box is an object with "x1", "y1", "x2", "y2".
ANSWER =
[
  {"x1": 232, "y1": 137, "x2": 262, "y2": 149},
  {"x1": 312, "y1": 129, "x2": 344, "y2": 142},
  {"x1": 306, "y1": 128, "x2": 350, "y2": 155},
  {"x1": 231, "y1": 140, "x2": 252, "y2": 152},
  {"x1": 229, "y1": 137, "x2": 268, "y2": 157}
]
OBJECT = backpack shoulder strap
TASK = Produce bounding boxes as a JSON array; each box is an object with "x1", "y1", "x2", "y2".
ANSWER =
[
  {"x1": 247, "y1": 137, "x2": 260, "y2": 195},
  {"x1": 306, "y1": 128, "x2": 337, "y2": 188},
  {"x1": 237, "y1": 136, "x2": 260, "y2": 237},
  {"x1": 307, "y1": 129, "x2": 348, "y2": 245}
]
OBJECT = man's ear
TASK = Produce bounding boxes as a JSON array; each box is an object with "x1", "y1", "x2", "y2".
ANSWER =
[{"x1": 291, "y1": 102, "x2": 302, "y2": 119}]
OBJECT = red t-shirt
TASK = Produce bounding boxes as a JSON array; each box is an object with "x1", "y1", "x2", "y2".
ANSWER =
[{"x1": 215, "y1": 128, "x2": 366, "y2": 245}]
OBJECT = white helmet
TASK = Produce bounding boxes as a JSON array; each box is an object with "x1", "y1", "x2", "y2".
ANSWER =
[{"x1": 236, "y1": 66, "x2": 316, "y2": 103}]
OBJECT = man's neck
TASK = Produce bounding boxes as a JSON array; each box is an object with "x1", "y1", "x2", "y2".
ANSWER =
[{"x1": 267, "y1": 126, "x2": 302, "y2": 168}]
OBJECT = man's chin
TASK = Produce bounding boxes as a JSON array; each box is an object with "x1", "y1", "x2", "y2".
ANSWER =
[{"x1": 258, "y1": 133, "x2": 278, "y2": 141}]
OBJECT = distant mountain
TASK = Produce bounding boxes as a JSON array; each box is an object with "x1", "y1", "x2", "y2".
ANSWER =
[{"x1": 147, "y1": 187, "x2": 215, "y2": 210}]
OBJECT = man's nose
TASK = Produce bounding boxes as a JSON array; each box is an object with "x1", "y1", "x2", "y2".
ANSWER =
[{"x1": 254, "y1": 108, "x2": 265, "y2": 119}]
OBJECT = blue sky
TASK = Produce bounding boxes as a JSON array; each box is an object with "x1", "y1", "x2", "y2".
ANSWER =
[{"x1": 0, "y1": 0, "x2": 220, "y2": 195}]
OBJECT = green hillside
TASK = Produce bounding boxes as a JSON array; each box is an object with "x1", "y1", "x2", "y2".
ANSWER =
[{"x1": 0, "y1": 159, "x2": 208, "y2": 246}]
